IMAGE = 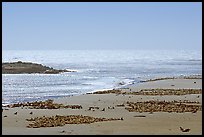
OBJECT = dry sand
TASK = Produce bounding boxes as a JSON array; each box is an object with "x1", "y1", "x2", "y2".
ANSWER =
[{"x1": 2, "y1": 76, "x2": 202, "y2": 135}]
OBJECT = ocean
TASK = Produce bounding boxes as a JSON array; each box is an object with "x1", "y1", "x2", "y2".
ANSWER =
[{"x1": 2, "y1": 50, "x2": 202, "y2": 105}]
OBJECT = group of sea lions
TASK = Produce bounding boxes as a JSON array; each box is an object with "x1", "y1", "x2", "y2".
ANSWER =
[
  {"x1": 26, "y1": 115, "x2": 123, "y2": 128},
  {"x1": 89, "y1": 88, "x2": 202, "y2": 96},
  {"x1": 125, "y1": 100, "x2": 202, "y2": 113},
  {"x1": 131, "y1": 88, "x2": 202, "y2": 96},
  {"x1": 6, "y1": 99, "x2": 82, "y2": 109}
]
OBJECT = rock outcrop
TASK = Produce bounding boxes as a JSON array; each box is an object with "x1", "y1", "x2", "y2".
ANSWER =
[{"x1": 2, "y1": 61, "x2": 73, "y2": 74}]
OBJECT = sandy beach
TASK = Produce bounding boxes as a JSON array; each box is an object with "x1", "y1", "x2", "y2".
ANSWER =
[
  {"x1": 3, "y1": 2, "x2": 202, "y2": 135},
  {"x1": 2, "y1": 75, "x2": 202, "y2": 135}
]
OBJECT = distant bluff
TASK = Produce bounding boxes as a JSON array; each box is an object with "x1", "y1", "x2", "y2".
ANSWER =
[{"x1": 2, "y1": 61, "x2": 73, "y2": 74}]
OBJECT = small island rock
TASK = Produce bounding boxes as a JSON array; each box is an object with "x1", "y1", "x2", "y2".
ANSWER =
[{"x1": 2, "y1": 61, "x2": 72, "y2": 74}]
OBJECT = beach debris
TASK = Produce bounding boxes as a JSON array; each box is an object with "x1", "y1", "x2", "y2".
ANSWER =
[
  {"x1": 133, "y1": 115, "x2": 146, "y2": 117},
  {"x1": 180, "y1": 127, "x2": 190, "y2": 132},
  {"x1": 171, "y1": 84, "x2": 175, "y2": 86},
  {"x1": 118, "y1": 81, "x2": 125, "y2": 85},
  {"x1": 182, "y1": 75, "x2": 202, "y2": 79},
  {"x1": 3, "y1": 115, "x2": 7, "y2": 117},
  {"x1": 116, "y1": 104, "x2": 125, "y2": 107},
  {"x1": 101, "y1": 108, "x2": 105, "y2": 111},
  {"x1": 143, "y1": 77, "x2": 176, "y2": 82},
  {"x1": 149, "y1": 111, "x2": 153, "y2": 114},
  {"x1": 14, "y1": 112, "x2": 17, "y2": 115},
  {"x1": 133, "y1": 89, "x2": 202, "y2": 96},
  {"x1": 6, "y1": 99, "x2": 82, "y2": 109},
  {"x1": 59, "y1": 130, "x2": 65, "y2": 133},
  {"x1": 108, "y1": 106, "x2": 115, "y2": 109},
  {"x1": 30, "y1": 112, "x2": 33, "y2": 115},
  {"x1": 88, "y1": 106, "x2": 99, "y2": 111},
  {"x1": 88, "y1": 89, "x2": 122, "y2": 94},
  {"x1": 193, "y1": 81, "x2": 196, "y2": 84},
  {"x1": 141, "y1": 76, "x2": 202, "y2": 83},
  {"x1": 26, "y1": 115, "x2": 123, "y2": 128},
  {"x1": 192, "y1": 109, "x2": 198, "y2": 113},
  {"x1": 125, "y1": 100, "x2": 202, "y2": 113}
]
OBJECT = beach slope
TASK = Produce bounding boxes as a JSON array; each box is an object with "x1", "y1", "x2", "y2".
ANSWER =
[{"x1": 2, "y1": 76, "x2": 202, "y2": 135}]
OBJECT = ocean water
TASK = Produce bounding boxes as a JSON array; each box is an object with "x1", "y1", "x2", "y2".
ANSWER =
[{"x1": 2, "y1": 50, "x2": 202, "y2": 105}]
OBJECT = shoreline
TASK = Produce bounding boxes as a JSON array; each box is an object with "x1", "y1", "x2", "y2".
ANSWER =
[
  {"x1": 2, "y1": 74, "x2": 202, "y2": 106},
  {"x1": 2, "y1": 74, "x2": 202, "y2": 135}
]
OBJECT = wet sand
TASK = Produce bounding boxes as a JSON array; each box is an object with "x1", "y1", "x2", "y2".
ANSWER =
[{"x1": 2, "y1": 76, "x2": 202, "y2": 135}]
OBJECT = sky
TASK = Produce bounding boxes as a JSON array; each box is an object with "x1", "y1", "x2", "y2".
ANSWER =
[{"x1": 2, "y1": 2, "x2": 202, "y2": 50}]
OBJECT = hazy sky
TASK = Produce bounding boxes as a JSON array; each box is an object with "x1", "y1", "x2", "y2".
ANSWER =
[{"x1": 2, "y1": 2, "x2": 202, "y2": 50}]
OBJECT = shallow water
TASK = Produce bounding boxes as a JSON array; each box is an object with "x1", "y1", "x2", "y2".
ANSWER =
[{"x1": 2, "y1": 50, "x2": 202, "y2": 105}]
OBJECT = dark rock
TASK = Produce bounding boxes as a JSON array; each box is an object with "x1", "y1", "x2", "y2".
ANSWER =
[{"x1": 2, "y1": 61, "x2": 72, "y2": 74}]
